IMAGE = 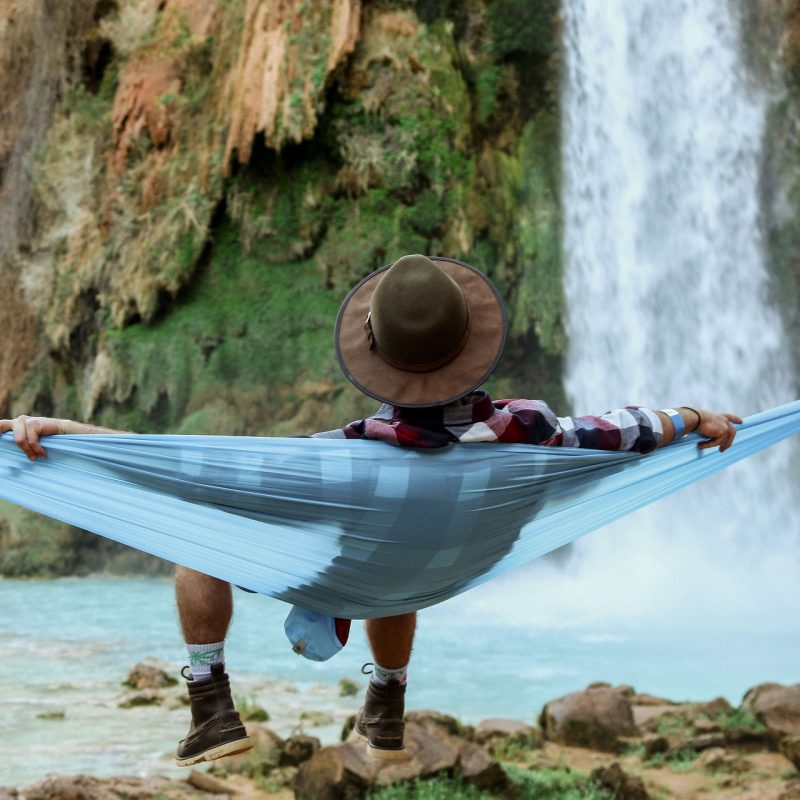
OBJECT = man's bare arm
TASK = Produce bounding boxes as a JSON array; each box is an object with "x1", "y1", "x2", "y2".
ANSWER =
[
  {"x1": 655, "y1": 407, "x2": 742, "y2": 452},
  {"x1": 0, "y1": 415, "x2": 128, "y2": 461}
]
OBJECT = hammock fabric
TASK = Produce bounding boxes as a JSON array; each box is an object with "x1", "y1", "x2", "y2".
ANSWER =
[{"x1": 1, "y1": 401, "x2": 798, "y2": 619}]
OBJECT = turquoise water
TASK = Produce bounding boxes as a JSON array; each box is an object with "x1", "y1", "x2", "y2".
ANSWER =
[{"x1": 2, "y1": 573, "x2": 799, "y2": 788}]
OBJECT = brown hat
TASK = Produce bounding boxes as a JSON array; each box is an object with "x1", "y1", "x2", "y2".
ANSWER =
[{"x1": 335, "y1": 254, "x2": 508, "y2": 407}]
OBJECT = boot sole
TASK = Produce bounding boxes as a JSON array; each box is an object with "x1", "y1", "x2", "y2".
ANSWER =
[
  {"x1": 175, "y1": 735, "x2": 253, "y2": 767},
  {"x1": 353, "y1": 728, "x2": 409, "y2": 761}
]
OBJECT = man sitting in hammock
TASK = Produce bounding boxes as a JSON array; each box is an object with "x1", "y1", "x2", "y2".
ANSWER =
[{"x1": 1, "y1": 254, "x2": 740, "y2": 765}]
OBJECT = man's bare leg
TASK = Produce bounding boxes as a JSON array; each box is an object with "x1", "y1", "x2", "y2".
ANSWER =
[
  {"x1": 173, "y1": 566, "x2": 251, "y2": 766},
  {"x1": 357, "y1": 612, "x2": 416, "y2": 760},
  {"x1": 365, "y1": 612, "x2": 417, "y2": 669},
  {"x1": 175, "y1": 566, "x2": 232, "y2": 644}
]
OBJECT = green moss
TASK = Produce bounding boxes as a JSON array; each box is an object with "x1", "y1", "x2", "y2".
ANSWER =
[
  {"x1": 475, "y1": 61, "x2": 504, "y2": 124},
  {"x1": 508, "y1": 115, "x2": 564, "y2": 354},
  {"x1": 488, "y1": 0, "x2": 560, "y2": 60},
  {"x1": 99, "y1": 219, "x2": 346, "y2": 433}
]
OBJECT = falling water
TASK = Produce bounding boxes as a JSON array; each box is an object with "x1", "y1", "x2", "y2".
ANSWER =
[
  {"x1": 462, "y1": 0, "x2": 800, "y2": 632},
  {"x1": 558, "y1": 0, "x2": 798, "y2": 627}
]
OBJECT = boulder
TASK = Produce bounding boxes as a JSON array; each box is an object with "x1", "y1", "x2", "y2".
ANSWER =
[
  {"x1": 186, "y1": 771, "x2": 237, "y2": 794},
  {"x1": 693, "y1": 719, "x2": 723, "y2": 735},
  {"x1": 474, "y1": 718, "x2": 539, "y2": 749},
  {"x1": 696, "y1": 747, "x2": 751, "y2": 774},
  {"x1": 295, "y1": 721, "x2": 504, "y2": 800},
  {"x1": 125, "y1": 661, "x2": 177, "y2": 690},
  {"x1": 641, "y1": 733, "x2": 669, "y2": 759},
  {"x1": 690, "y1": 697, "x2": 733, "y2": 718},
  {"x1": 21, "y1": 775, "x2": 190, "y2": 800},
  {"x1": 0, "y1": 789, "x2": 18, "y2": 800},
  {"x1": 453, "y1": 740, "x2": 507, "y2": 791},
  {"x1": 782, "y1": 735, "x2": 800, "y2": 772},
  {"x1": 540, "y1": 686, "x2": 638, "y2": 752},
  {"x1": 667, "y1": 732, "x2": 727, "y2": 757},
  {"x1": 280, "y1": 735, "x2": 321, "y2": 766},
  {"x1": 591, "y1": 763, "x2": 650, "y2": 800},
  {"x1": 743, "y1": 683, "x2": 800, "y2": 743},
  {"x1": 723, "y1": 726, "x2": 773, "y2": 752},
  {"x1": 404, "y1": 710, "x2": 463, "y2": 737},
  {"x1": 211, "y1": 724, "x2": 283, "y2": 775},
  {"x1": 630, "y1": 693, "x2": 675, "y2": 707}
]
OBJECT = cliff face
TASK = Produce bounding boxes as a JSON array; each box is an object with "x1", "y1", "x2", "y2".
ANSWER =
[
  {"x1": 751, "y1": 0, "x2": 800, "y2": 393},
  {"x1": 0, "y1": 0, "x2": 563, "y2": 575}
]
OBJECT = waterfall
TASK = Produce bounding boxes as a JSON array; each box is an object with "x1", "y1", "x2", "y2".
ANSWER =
[{"x1": 462, "y1": 0, "x2": 800, "y2": 632}]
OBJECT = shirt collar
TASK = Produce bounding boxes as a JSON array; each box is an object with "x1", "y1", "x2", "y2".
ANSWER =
[{"x1": 374, "y1": 390, "x2": 495, "y2": 427}]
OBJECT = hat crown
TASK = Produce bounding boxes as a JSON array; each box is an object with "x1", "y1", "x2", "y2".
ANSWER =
[{"x1": 370, "y1": 255, "x2": 469, "y2": 368}]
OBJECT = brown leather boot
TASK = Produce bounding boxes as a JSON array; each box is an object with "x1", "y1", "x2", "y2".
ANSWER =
[
  {"x1": 354, "y1": 679, "x2": 408, "y2": 760},
  {"x1": 175, "y1": 663, "x2": 252, "y2": 766}
]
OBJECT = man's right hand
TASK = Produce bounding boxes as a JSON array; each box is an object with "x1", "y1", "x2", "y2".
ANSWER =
[
  {"x1": 0, "y1": 415, "x2": 67, "y2": 461},
  {"x1": 694, "y1": 409, "x2": 742, "y2": 452}
]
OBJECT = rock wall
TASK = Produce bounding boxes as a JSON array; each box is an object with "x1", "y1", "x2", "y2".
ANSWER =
[
  {"x1": 0, "y1": 0, "x2": 563, "y2": 575},
  {"x1": 751, "y1": 0, "x2": 800, "y2": 394}
]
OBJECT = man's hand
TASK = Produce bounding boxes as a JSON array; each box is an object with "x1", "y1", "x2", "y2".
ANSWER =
[
  {"x1": 694, "y1": 409, "x2": 742, "y2": 452},
  {"x1": 0, "y1": 415, "x2": 65, "y2": 461},
  {"x1": 0, "y1": 416, "x2": 122, "y2": 461}
]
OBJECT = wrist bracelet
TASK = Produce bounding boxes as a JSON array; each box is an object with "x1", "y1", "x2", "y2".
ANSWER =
[
  {"x1": 660, "y1": 408, "x2": 685, "y2": 440},
  {"x1": 680, "y1": 406, "x2": 702, "y2": 432}
]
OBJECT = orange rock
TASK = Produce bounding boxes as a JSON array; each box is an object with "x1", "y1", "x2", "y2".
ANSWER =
[{"x1": 223, "y1": 0, "x2": 360, "y2": 167}]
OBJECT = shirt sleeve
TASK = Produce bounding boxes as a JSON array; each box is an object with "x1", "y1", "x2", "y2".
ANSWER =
[
  {"x1": 550, "y1": 407, "x2": 663, "y2": 453},
  {"x1": 496, "y1": 399, "x2": 663, "y2": 453},
  {"x1": 311, "y1": 421, "x2": 364, "y2": 439}
]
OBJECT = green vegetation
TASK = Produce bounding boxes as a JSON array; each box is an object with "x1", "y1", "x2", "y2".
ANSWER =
[
  {"x1": 654, "y1": 713, "x2": 693, "y2": 737},
  {"x1": 366, "y1": 767, "x2": 614, "y2": 800},
  {"x1": 36, "y1": 710, "x2": 66, "y2": 720},
  {"x1": 368, "y1": 779, "x2": 495, "y2": 800},
  {"x1": 339, "y1": 678, "x2": 360, "y2": 697},
  {"x1": 235, "y1": 695, "x2": 270, "y2": 723},
  {"x1": 507, "y1": 766, "x2": 614, "y2": 800},
  {"x1": 487, "y1": 0, "x2": 560, "y2": 61},
  {"x1": 646, "y1": 749, "x2": 698, "y2": 773},
  {"x1": 710, "y1": 707, "x2": 765, "y2": 733},
  {"x1": 486, "y1": 731, "x2": 541, "y2": 762}
]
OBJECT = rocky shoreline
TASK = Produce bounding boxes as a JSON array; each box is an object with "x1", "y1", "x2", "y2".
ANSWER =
[{"x1": 4, "y1": 668, "x2": 800, "y2": 800}]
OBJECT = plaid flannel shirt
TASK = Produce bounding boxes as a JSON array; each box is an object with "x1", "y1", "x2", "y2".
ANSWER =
[{"x1": 313, "y1": 391, "x2": 663, "y2": 453}]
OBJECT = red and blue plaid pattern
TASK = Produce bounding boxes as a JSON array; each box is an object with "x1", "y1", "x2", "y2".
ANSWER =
[{"x1": 315, "y1": 391, "x2": 663, "y2": 453}]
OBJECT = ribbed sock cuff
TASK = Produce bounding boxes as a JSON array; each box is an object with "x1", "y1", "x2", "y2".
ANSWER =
[
  {"x1": 370, "y1": 662, "x2": 408, "y2": 686},
  {"x1": 186, "y1": 641, "x2": 225, "y2": 680}
]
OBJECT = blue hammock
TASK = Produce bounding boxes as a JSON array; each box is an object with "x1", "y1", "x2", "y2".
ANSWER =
[{"x1": 1, "y1": 401, "x2": 798, "y2": 619}]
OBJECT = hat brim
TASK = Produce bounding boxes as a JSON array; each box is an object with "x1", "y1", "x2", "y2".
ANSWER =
[{"x1": 335, "y1": 257, "x2": 508, "y2": 407}]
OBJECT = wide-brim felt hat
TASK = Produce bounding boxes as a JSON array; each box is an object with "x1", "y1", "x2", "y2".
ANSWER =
[{"x1": 335, "y1": 254, "x2": 508, "y2": 407}]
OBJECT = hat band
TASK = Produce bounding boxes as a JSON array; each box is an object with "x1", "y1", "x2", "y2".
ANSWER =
[{"x1": 370, "y1": 324, "x2": 471, "y2": 374}]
